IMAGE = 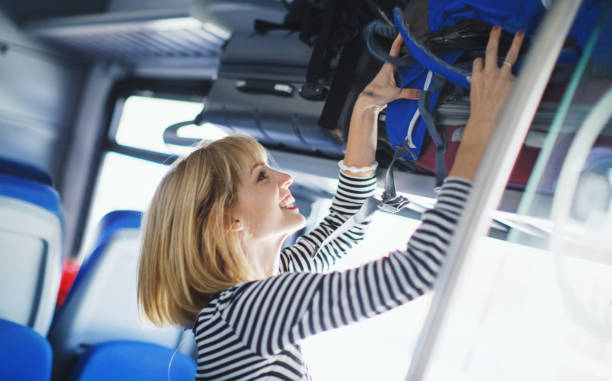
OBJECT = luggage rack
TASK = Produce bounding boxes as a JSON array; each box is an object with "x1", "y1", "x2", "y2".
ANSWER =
[{"x1": 22, "y1": 1, "x2": 286, "y2": 77}]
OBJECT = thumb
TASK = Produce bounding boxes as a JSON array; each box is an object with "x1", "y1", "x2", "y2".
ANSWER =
[
  {"x1": 397, "y1": 88, "x2": 420, "y2": 100},
  {"x1": 379, "y1": 87, "x2": 420, "y2": 102}
]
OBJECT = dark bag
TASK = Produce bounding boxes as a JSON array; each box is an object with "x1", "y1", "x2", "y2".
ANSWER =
[{"x1": 255, "y1": 0, "x2": 412, "y2": 139}]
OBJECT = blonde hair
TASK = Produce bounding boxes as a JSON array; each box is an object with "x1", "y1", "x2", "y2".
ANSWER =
[{"x1": 137, "y1": 134, "x2": 268, "y2": 327}]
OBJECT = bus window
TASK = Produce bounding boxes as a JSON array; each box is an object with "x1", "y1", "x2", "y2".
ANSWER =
[{"x1": 80, "y1": 95, "x2": 222, "y2": 257}]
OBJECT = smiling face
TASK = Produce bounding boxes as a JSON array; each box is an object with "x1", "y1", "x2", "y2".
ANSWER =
[
  {"x1": 230, "y1": 153, "x2": 306, "y2": 277},
  {"x1": 232, "y1": 157, "x2": 306, "y2": 242}
]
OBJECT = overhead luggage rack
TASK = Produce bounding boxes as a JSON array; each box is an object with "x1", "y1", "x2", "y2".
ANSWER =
[
  {"x1": 23, "y1": 10, "x2": 228, "y2": 68},
  {"x1": 198, "y1": 28, "x2": 345, "y2": 157},
  {"x1": 21, "y1": 1, "x2": 286, "y2": 75}
]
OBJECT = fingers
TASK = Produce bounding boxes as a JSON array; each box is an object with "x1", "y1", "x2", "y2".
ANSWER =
[
  {"x1": 472, "y1": 57, "x2": 484, "y2": 76},
  {"x1": 399, "y1": 88, "x2": 420, "y2": 100},
  {"x1": 485, "y1": 25, "x2": 501, "y2": 70},
  {"x1": 502, "y1": 29, "x2": 525, "y2": 76},
  {"x1": 468, "y1": 28, "x2": 523, "y2": 137},
  {"x1": 389, "y1": 34, "x2": 404, "y2": 58},
  {"x1": 378, "y1": 34, "x2": 404, "y2": 77}
]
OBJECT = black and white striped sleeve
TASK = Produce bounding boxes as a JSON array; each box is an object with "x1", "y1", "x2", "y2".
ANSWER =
[
  {"x1": 279, "y1": 171, "x2": 377, "y2": 273},
  {"x1": 222, "y1": 177, "x2": 471, "y2": 356}
]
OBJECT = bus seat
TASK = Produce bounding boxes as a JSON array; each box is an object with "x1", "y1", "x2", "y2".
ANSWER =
[
  {"x1": 68, "y1": 340, "x2": 195, "y2": 381},
  {"x1": 0, "y1": 170, "x2": 63, "y2": 336},
  {"x1": 48, "y1": 210, "x2": 189, "y2": 380},
  {"x1": 0, "y1": 156, "x2": 54, "y2": 186},
  {"x1": 0, "y1": 318, "x2": 53, "y2": 381}
]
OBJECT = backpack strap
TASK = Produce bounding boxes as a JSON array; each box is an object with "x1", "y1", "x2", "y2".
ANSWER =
[
  {"x1": 417, "y1": 73, "x2": 448, "y2": 189},
  {"x1": 363, "y1": 20, "x2": 414, "y2": 66},
  {"x1": 393, "y1": 7, "x2": 472, "y2": 89},
  {"x1": 314, "y1": 145, "x2": 412, "y2": 256},
  {"x1": 382, "y1": 145, "x2": 414, "y2": 197}
]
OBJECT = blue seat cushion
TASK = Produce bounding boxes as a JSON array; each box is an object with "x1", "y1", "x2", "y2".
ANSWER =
[
  {"x1": 0, "y1": 318, "x2": 52, "y2": 381},
  {"x1": 0, "y1": 157, "x2": 53, "y2": 186},
  {"x1": 69, "y1": 340, "x2": 196, "y2": 381}
]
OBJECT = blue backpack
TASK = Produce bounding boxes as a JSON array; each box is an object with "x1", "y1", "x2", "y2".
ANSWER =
[{"x1": 365, "y1": 0, "x2": 612, "y2": 188}]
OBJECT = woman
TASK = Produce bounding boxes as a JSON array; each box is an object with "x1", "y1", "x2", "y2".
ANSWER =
[{"x1": 138, "y1": 27, "x2": 523, "y2": 380}]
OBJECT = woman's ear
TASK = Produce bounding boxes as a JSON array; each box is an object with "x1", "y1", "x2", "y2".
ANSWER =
[{"x1": 229, "y1": 218, "x2": 243, "y2": 232}]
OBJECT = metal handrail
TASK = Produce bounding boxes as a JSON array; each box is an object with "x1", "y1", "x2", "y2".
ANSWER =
[{"x1": 405, "y1": 0, "x2": 584, "y2": 379}]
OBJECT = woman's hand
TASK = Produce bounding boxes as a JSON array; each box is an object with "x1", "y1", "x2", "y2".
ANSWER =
[
  {"x1": 469, "y1": 25, "x2": 524, "y2": 125},
  {"x1": 449, "y1": 26, "x2": 525, "y2": 180},
  {"x1": 356, "y1": 34, "x2": 420, "y2": 112},
  {"x1": 343, "y1": 34, "x2": 419, "y2": 177}
]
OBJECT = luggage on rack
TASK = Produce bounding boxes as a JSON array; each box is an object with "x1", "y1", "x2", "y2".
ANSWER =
[{"x1": 366, "y1": 0, "x2": 612, "y2": 188}]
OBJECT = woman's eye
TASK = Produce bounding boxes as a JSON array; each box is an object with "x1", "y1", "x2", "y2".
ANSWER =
[{"x1": 257, "y1": 171, "x2": 268, "y2": 182}]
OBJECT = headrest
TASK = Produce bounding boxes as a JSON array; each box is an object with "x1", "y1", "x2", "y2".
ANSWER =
[
  {"x1": 93, "y1": 210, "x2": 143, "y2": 250},
  {"x1": 65, "y1": 210, "x2": 142, "y2": 302},
  {"x1": 0, "y1": 173, "x2": 62, "y2": 217}
]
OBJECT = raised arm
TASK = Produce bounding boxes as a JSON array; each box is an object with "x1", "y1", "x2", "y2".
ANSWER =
[
  {"x1": 450, "y1": 25, "x2": 524, "y2": 180},
  {"x1": 278, "y1": 171, "x2": 376, "y2": 273},
  {"x1": 343, "y1": 34, "x2": 420, "y2": 178},
  {"x1": 279, "y1": 36, "x2": 420, "y2": 273}
]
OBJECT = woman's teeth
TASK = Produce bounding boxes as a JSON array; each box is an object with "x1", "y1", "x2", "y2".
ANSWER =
[{"x1": 280, "y1": 197, "x2": 295, "y2": 209}]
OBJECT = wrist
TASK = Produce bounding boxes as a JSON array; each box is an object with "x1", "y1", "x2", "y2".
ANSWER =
[
  {"x1": 467, "y1": 115, "x2": 497, "y2": 128},
  {"x1": 339, "y1": 160, "x2": 378, "y2": 178},
  {"x1": 339, "y1": 160, "x2": 378, "y2": 172},
  {"x1": 449, "y1": 135, "x2": 488, "y2": 180},
  {"x1": 463, "y1": 117, "x2": 495, "y2": 147},
  {"x1": 354, "y1": 93, "x2": 380, "y2": 113},
  {"x1": 349, "y1": 98, "x2": 379, "y2": 131},
  {"x1": 449, "y1": 152, "x2": 480, "y2": 180}
]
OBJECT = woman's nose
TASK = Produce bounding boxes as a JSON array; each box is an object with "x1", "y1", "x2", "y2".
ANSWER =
[{"x1": 278, "y1": 171, "x2": 293, "y2": 188}]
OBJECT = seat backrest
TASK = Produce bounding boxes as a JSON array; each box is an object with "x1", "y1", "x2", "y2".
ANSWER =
[
  {"x1": 0, "y1": 156, "x2": 54, "y2": 186},
  {"x1": 0, "y1": 318, "x2": 53, "y2": 381},
  {"x1": 68, "y1": 340, "x2": 195, "y2": 381},
  {"x1": 49, "y1": 210, "x2": 186, "y2": 380},
  {"x1": 0, "y1": 170, "x2": 63, "y2": 336}
]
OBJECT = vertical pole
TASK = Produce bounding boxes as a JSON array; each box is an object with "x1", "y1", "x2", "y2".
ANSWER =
[{"x1": 405, "y1": 1, "x2": 583, "y2": 379}]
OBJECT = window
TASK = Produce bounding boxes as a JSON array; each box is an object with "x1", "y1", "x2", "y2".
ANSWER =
[
  {"x1": 80, "y1": 94, "x2": 224, "y2": 256},
  {"x1": 113, "y1": 95, "x2": 227, "y2": 155},
  {"x1": 80, "y1": 152, "x2": 169, "y2": 254}
]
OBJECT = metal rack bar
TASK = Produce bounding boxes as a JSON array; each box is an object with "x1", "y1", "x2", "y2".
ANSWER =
[{"x1": 405, "y1": 1, "x2": 584, "y2": 379}]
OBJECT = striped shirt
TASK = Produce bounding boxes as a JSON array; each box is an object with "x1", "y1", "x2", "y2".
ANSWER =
[{"x1": 193, "y1": 172, "x2": 471, "y2": 380}]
